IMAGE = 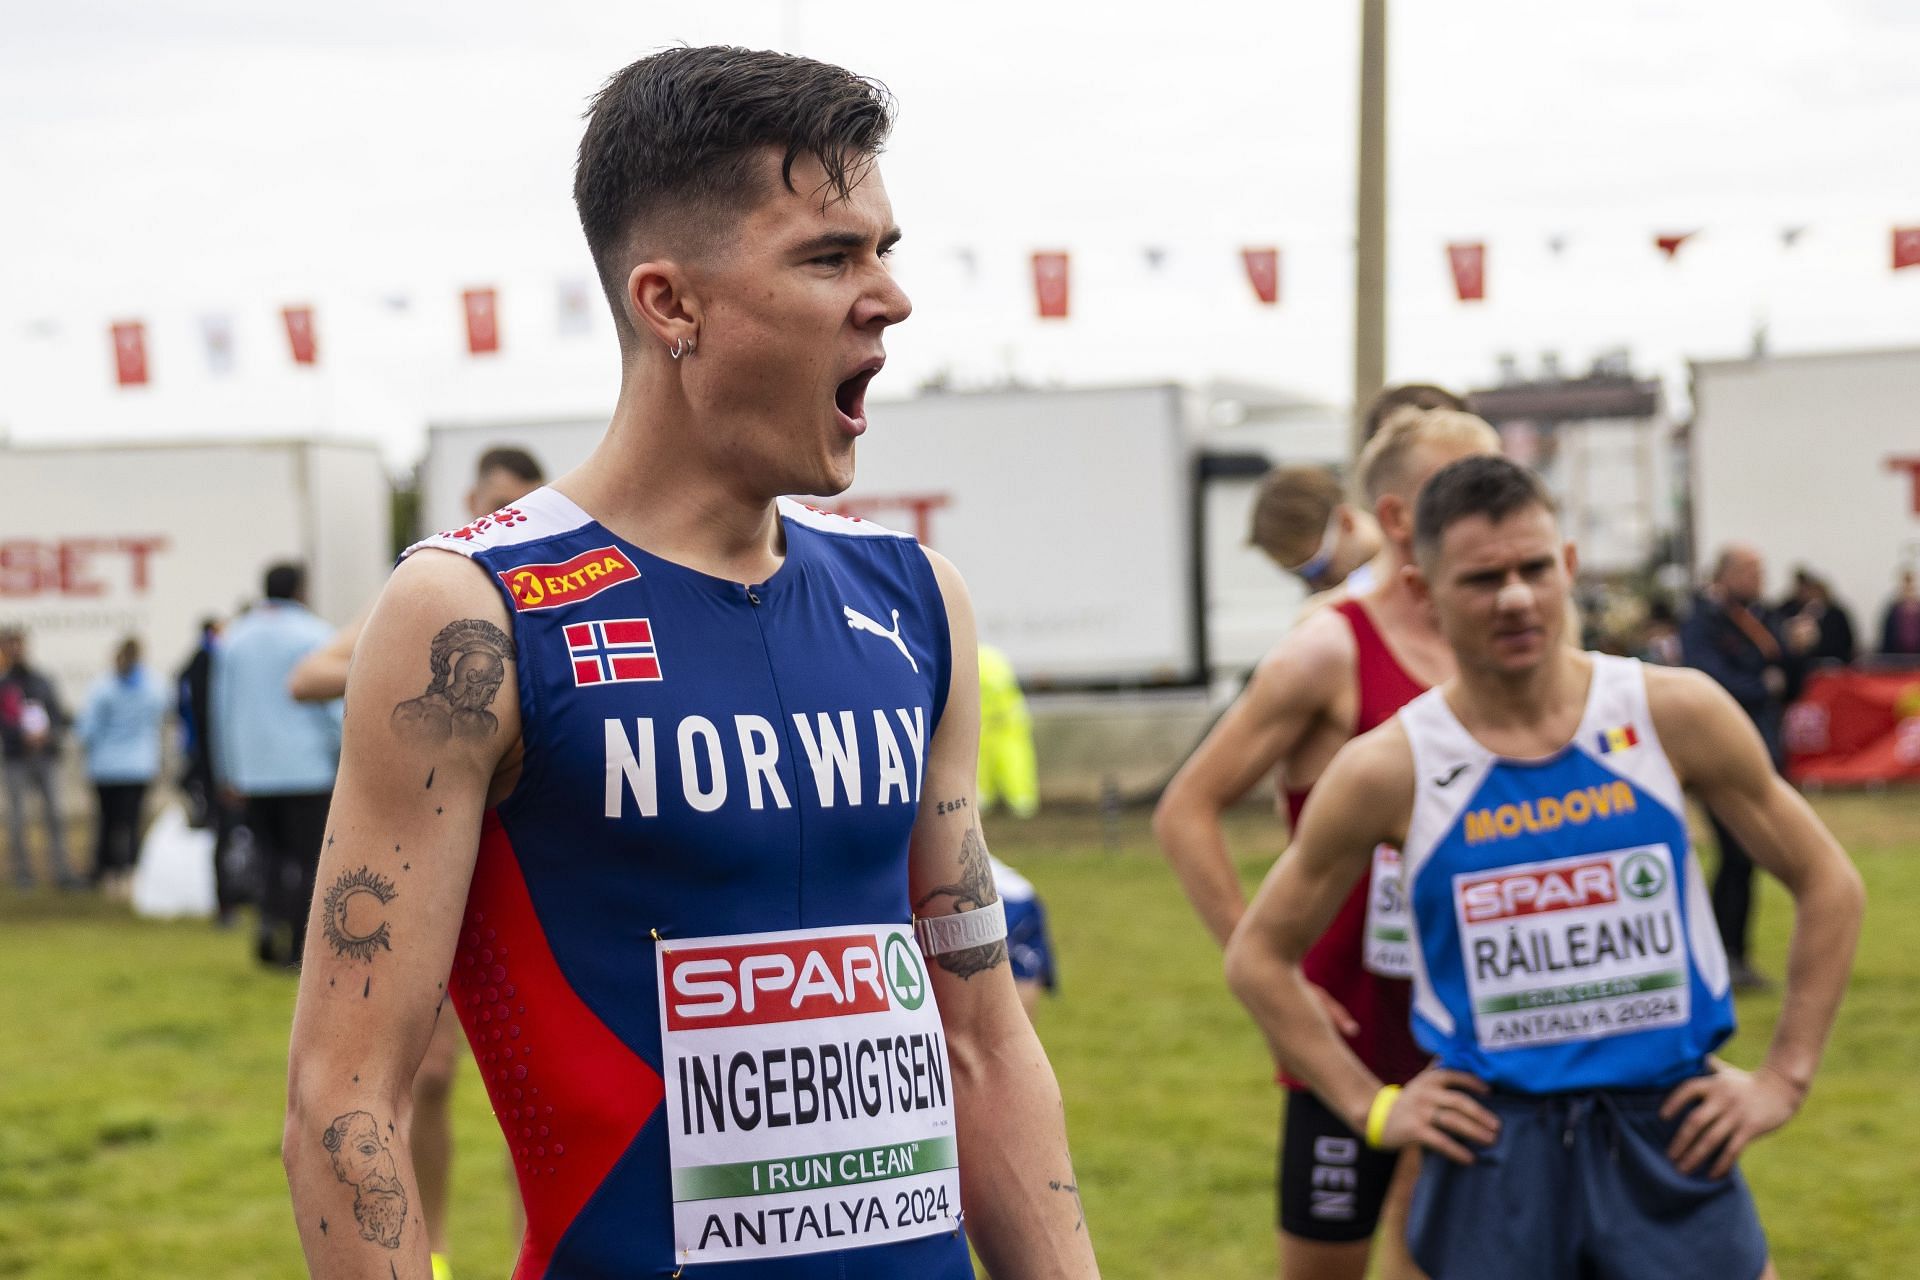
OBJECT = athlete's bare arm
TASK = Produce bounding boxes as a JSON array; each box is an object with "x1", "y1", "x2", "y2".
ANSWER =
[
  {"x1": 1153, "y1": 610, "x2": 1354, "y2": 947},
  {"x1": 289, "y1": 603, "x2": 374, "y2": 703},
  {"x1": 1224, "y1": 724, "x2": 1499, "y2": 1165},
  {"x1": 911, "y1": 549, "x2": 1098, "y2": 1278},
  {"x1": 1647, "y1": 667, "x2": 1866, "y2": 1177},
  {"x1": 283, "y1": 552, "x2": 520, "y2": 1279}
]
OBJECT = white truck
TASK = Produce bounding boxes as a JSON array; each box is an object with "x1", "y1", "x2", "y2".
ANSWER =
[
  {"x1": 1690, "y1": 347, "x2": 1920, "y2": 629},
  {"x1": 421, "y1": 382, "x2": 1346, "y2": 687},
  {"x1": 0, "y1": 438, "x2": 391, "y2": 714}
]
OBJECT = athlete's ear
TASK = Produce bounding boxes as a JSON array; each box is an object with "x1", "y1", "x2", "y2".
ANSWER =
[
  {"x1": 1562, "y1": 539, "x2": 1579, "y2": 580},
  {"x1": 627, "y1": 259, "x2": 701, "y2": 356},
  {"x1": 1374, "y1": 492, "x2": 1411, "y2": 548}
]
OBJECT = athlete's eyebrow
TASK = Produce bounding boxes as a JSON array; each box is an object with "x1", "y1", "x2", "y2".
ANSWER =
[{"x1": 793, "y1": 226, "x2": 903, "y2": 257}]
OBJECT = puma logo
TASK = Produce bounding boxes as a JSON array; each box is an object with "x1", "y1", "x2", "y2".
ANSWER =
[
  {"x1": 843, "y1": 604, "x2": 918, "y2": 673},
  {"x1": 1435, "y1": 764, "x2": 1469, "y2": 788}
]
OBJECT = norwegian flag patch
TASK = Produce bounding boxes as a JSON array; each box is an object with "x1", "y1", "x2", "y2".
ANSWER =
[{"x1": 565, "y1": 618, "x2": 662, "y2": 686}]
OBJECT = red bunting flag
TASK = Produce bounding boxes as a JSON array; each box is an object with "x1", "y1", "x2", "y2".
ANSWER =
[
  {"x1": 110, "y1": 321, "x2": 148, "y2": 386},
  {"x1": 282, "y1": 305, "x2": 317, "y2": 365},
  {"x1": 1031, "y1": 252, "x2": 1070, "y2": 319},
  {"x1": 1655, "y1": 232, "x2": 1695, "y2": 260},
  {"x1": 1895, "y1": 227, "x2": 1920, "y2": 271},
  {"x1": 1241, "y1": 247, "x2": 1280, "y2": 305},
  {"x1": 1446, "y1": 242, "x2": 1486, "y2": 302},
  {"x1": 464, "y1": 287, "x2": 500, "y2": 354}
]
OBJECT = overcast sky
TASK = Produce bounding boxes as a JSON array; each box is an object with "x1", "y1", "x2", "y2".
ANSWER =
[{"x1": 3, "y1": 0, "x2": 1917, "y2": 464}]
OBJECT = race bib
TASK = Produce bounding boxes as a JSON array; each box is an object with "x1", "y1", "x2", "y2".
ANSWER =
[
  {"x1": 1453, "y1": 844, "x2": 1690, "y2": 1051},
  {"x1": 657, "y1": 923, "x2": 961, "y2": 1267},
  {"x1": 1362, "y1": 845, "x2": 1413, "y2": 978}
]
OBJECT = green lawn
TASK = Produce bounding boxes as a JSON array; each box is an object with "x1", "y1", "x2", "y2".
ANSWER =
[{"x1": 3, "y1": 792, "x2": 1916, "y2": 1279}]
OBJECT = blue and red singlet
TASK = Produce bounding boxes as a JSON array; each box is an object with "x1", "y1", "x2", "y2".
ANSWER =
[{"x1": 404, "y1": 487, "x2": 974, "y2": 1280}]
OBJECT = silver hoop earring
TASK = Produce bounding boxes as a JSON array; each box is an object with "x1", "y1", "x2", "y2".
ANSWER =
[{"x1": 669, "y1": 337, "x2": 688, "y2": 360}]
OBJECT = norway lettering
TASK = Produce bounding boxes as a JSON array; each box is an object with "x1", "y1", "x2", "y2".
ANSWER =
[{"x1": 606, "y1": 709, "x2": 927, "y2": 819}]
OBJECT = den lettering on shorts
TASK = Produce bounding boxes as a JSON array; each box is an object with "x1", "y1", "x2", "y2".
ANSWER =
[
  {"x1": 414, "y1": 493, "x2": 967, "y2": 1274},
  {"x1": 1397, "y1": 656, "x2": 1736, "y2": 1094}
]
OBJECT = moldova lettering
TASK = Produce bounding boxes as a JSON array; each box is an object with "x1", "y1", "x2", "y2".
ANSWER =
[{"x1": 1463, "y1": 781, "x2": 1636, "y2": 846}]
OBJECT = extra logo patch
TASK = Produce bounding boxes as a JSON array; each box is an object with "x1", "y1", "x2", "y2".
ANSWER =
[
  {"x1": 500, "y1": 546, "x2": 639, "y2": 611},
  {"x1": 566, "y1": 618, "x2": 662, "y2": 685}
]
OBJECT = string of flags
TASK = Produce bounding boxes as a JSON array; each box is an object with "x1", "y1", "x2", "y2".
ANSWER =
[{"x1": 71, "y1": 223, "x2": 1920, "y2": 387}]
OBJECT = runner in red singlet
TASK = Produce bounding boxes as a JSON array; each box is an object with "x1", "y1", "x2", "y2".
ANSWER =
[{"x1": 1155, "y1": 404, "x2": 1499, "y2": 1280}]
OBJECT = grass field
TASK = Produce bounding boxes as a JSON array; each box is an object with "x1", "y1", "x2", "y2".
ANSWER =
[{"x1": 3, "y1": 792, "x2": 1917, "y2": 1279}]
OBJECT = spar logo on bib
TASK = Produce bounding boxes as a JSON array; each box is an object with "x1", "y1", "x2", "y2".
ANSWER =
[
  {"x1": 1461, "y1": 858, "x2": 1616, "y2": 924},
  {"x1": 884, "y1": 934, "x2": 927, "y2": 1010},
  {"x1": 665, "y1": 934, "x2": 895, "y2": 1031}
]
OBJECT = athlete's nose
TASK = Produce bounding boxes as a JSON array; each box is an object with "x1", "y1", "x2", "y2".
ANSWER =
[
  {"x1": 1496, "y1": 579, "x2": 1534, "y2": 613},
  {"x1": 854, "y1": 264, "x2": 912, "y2": 330}
]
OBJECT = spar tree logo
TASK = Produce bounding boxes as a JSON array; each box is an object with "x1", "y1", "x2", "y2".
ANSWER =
[
  {"x1": 1621, "y1": 852, "x2": 1666, "y2": 900},
  {"x1": 884, "y1": 933, "x2": 927, "y2": 1010}
]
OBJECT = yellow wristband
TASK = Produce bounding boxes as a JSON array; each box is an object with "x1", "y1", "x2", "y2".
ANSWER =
[{"x1": 1364, "y1": 1084, "x2": 1402, "y2": 1149}]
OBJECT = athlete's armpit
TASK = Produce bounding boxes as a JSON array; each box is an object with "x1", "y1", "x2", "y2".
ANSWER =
[
  {"x1": 913, "y1": 821, "x2": 1008, "y2": 979},
  {"x1": 390, "y1": 618, "x2": 516, "y2": 746}
]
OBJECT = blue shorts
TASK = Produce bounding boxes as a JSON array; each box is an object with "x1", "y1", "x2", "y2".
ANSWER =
[
  {"x1": 1407, "y1": 1087, "x2": 1768, "y2": 1280},
  {"x1": 1004, "y1": 896, "x2": 1056, "y2": 991}
]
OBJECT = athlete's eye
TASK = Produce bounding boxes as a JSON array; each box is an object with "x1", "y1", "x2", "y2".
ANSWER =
[{"x1": 812, "y1": 253, "x2": 848, "y2": 268}]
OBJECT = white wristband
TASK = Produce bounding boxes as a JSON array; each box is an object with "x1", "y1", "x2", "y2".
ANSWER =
[{"x1": 914, "y1": 899, "x2": 1007, "y2": 957}]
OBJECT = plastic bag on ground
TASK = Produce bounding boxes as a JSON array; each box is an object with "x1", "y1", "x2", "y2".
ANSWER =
[{"x1": 132, "y1": 801, "x2": 218, "y2": 919}]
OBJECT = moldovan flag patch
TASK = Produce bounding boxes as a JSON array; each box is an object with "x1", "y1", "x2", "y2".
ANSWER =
[{"x1": 1596, "y1": 724, "x2": 1640, "y2": 755}]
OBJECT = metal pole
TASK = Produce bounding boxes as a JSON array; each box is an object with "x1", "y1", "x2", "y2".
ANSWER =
[{"x1": 1352, "y1": 0, "x2": 1388, "y2": 459}]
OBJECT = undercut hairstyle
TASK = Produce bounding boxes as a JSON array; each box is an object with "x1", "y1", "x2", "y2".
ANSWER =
[
  {"x1": 1353, "y1": 408, "x2": 1501, "y2": 509},
  {"x1": 1248, "y1": 465, "x2": 1344, "y2": 568},
  {"x1": 1362, "y1": 382, "x2": 1467, "y2": 441},
  {"x1": 263, "y1": 562, "x2": 305, "y2": 602},
  {"x1": 1414, "y1": 455, "x2": 1556, "y2": 562},
  {"x1": 573, "y1": 46, "x2": 896, "y2": 344},
  {"x1": 475, "y1": 446, "x2": 544, "y2": 485}
]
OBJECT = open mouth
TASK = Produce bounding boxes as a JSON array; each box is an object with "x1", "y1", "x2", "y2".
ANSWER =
[{"x1": 834, "y1": 365, "x2": 881, "y2": 434}]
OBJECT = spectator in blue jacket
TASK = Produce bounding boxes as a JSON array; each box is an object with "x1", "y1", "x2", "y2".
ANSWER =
[
  {"x1": 77, "y1": 637, "x2": 171, "y2": 899},
  {"x1": 212, "y1": 562, "x2": 340, "y2": 967}
]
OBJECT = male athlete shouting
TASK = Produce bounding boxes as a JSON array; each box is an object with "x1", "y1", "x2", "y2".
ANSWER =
[
  {"x1": 284, "y1": 48, "x2": 1096, "y2": 1280},
  {"x1": 1227, "y1": 456, "x2": 1863, "y2": 1279}
]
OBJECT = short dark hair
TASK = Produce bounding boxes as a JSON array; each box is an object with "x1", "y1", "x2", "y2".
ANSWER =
[
  {"x1": 1363, "y1": 383, "x2": 1467, "y2": 440},
  {"x1": 475, "y1": 446, "x2": 544, "y2": 485},
  {"x1": 264, "y1": 562, "x2": 305, "y2": 602},
  {"x1": 573, "y1": 46, "x2": 896, "y2": 343},
  {"x1": 1414, "y1": 455, "x2": 1555, "y2": 561}
]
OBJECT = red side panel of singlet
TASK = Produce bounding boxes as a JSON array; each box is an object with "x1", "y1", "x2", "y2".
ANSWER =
[
  {"x1": 1280, "y1": 599, "x2": 1429, "y2": 1088},
  {"x1": 449, "y1": 812, "x2": 666, "y2": 1280}
]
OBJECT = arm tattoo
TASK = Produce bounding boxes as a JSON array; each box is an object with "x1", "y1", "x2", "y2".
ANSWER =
[
  {"x1": 1048, "y1": 1179, "x2": 1086, "y2": 1232},
  {"x1": 320, "y1": 1111, "x2": 409, "y2": 1248},
  {"x1": 913, "y1": 823, "x2": 1008, "y2": 979},
  {"x1": 391, "y1": 619, "x2": 514, "y2": 746},
  {"x1": 321, "y1": 866, "x2": 396, "y2": 963}
]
